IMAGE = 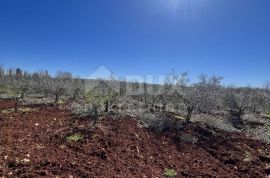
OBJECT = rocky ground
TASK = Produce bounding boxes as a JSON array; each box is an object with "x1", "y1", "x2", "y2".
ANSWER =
[
  {"x1": 0, "y1": 100, "x2": 270, "y2": 178},
  {"x1": 191, "y1": 113, "x2": 270, "y2": 143}
]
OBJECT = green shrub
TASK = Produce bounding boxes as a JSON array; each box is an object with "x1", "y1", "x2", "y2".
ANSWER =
[
  {"x1": 66, "y1": 133, "x2": 84, "y2": 142},
  {"x1": 266, "y1": 111, "x2": 270, "y2": 119},
  {"x1": 243, "y1": 151, "x2": 253, "y2": 162},
  {"x1": 57, "y1": 98, "x2": 66, "y2": 104},
  {"x1": 85, "y1": 90, "x2": 117, "y2": 112},
  {"x1": 0, "y1": 85, "x2": 6, "y2": 94},
  {"x1": 1, "y1": 109, "x2": 14, "y2": 114},
  {"x1": 164, "y1": 168, "x2": 177, "y2": 178},
  {"x1": 19, "y1": 108, "x2": 36, "y2": 112},
  {"x1": 267, "y1": 122, "x2": 270, "y2": 133},
  {"x1": 0, "y1": 85, "x2": 15, "y2": 96},
  {"x1": 1, "y1": 108, "x2": 36, "y2": 114}
]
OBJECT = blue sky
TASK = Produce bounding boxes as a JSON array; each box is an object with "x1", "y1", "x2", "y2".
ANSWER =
[{"x1": 0, "y1": 0, "x2": 270, "y2": 86}]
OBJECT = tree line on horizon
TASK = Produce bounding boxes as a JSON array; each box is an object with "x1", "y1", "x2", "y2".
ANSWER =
[{"x1": 0, "y1": 66, "x2": 270, "y2": 125}]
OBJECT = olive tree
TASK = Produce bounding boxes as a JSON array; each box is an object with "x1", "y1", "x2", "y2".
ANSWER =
[
  {"x1": 0, "y1": 66, "x2": 5, "y2": 94},
  {"x1": 249, "y1": 88, "x2": 266, "y2": 113},
  {"x1": 264, "y1": 81, "x2": 270, "y2": 111},
  {"x1": 149, "y1": 84, "x2": 161, "y2": 107},
  {"x1": 29, "y1": 71, "x2": 52, "y2": 98},
  {"x1": 223, "y1": 87, "x2": 252, "y2": 120},
  {"x1": 159, "y1": 72, "x2": 180, "y2": 111},
  {"x1": 168, "y1": 73, "x2": 223, "y2": 122},
  {"x1": 82, "y1": 80, "x2": 118, "y2": 127},
  {"x1": 70, "y1": 78, "x2": 84, "y2": 101},
  {"x1": 85, "y1": 80, "x2": 118, "y2": 113},
  {"x1": 47, "y1": 71, "x2": 76, "y2": 105},
  {"x1": 178, "y1": 85, "x2": 200, "y2": 122},
  {"x1": 166, "y1": 73, "x2": 200, "y2": 122},
  {"x1": 195, "y1": 74, "x2": 223, "y2": 113},
  {"x1": 50, "y1": 78, "x2": 69, "y2": 105},
  {"x1": 0, "y1": 76, "x2": 30, "y2": 111},
  {"x1": 0, "y1": 65, "x2": 4, "y2": 78}
]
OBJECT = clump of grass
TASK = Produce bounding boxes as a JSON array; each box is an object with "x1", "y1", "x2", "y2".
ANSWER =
[
  {"x1": 1, "y1": 108, "x2": 36, "y2": 114},
  {"x1": 258, "y1": 148, "x2": 270, "y2": 157},
  {"x1": 267, "y1": 122, "x2": 270, "y2": 133},
  {"x1": 66, "y1": 133, "x2": 84, "y2": 142},
  {"x1": 19, "y1": 108, "x2": 36, "y2": 112},
  {"x1": 243, "y1": 151, "x2": 253, "y2": 162},
  {"x1": 266, "y1": 111, "x2": 270, "y2": 119},
  {"x1": 175, "y1": 115, "x2": 186, "y2": 121},
  {"x1": 1, "y1": 109, "x2": 14, "y2": 114},
  {"x1": 57, "y1": 99, "x2": 66, "y2": 105},
  {"x1": 164, "y1": 168, "x2": 177, "y2": 178}
]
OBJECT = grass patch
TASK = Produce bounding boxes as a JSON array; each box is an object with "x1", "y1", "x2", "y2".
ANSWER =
[
  {"x1": 66, "y1": 133, "x2": 84, "y2": 142},
  {"x1": 258, "y1": 148, "x2": 270, "y2": 157},
  {"x1": 164, "y1": 168, "x2": 177, "y2": 178},
  {"x1": 267, "y1": 122, "x2": 270, "y2": 133},
  {"x1": 19, "y1": 108, "x2": 36, "y2": 112},
  {"x1": 1, "y1": 108, "x2": 36, "y2": 114},
  {"x1": 267, "y1": 112, "x2": 270, "y2": 119},
  {"x1": 175, "y1": 115, "x2": 186, "y2": 121},
  {"x1": 1, "y1": 109, "x2": 14, "y2": 114},
  {"x1": 243, "y1": 151, "x2": 253, "y2": 162},
  {"x1": 57, "y1": 99, "x2": 66, "y2": 105}
]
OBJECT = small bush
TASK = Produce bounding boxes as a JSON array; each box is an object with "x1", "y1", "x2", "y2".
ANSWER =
[
  {"x1": 85, "y1": 90, "x2": 117, "y2": 112},
  {"x1": 0, "y1": 85, "x2": 14, "y2": 96},
  {"x1": 57, "y1": 98, "x2": 66, "y2": 104},
  {"x1": 164, "y1": 168, "x2": 177, "y2": 178},
  {"x1": 149, "y1": 117, "x2": 183, "y2": 133},
  {"x1": 267, "y1": 122, "x2": 270, "y2": 133},
  {"x1": 266, "y1": 111, "x2": 270, "y2": 119},
  {"x1": 176, "y1": 134, "x2": 199, "y2": 145},
  {"x1": 66, "y1": 133, "x2": 84, "y2": 142},
  {"x1": 243, "y1": 151, "x2": 253, "y2": 162}
]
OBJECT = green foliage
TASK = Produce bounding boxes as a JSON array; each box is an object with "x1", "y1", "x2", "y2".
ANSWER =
[
  {"x1": 66, "y1": 133, "x2": 84, "y2": 142},
  {"x1": 243, "y1": 151, "x2": 253, "y2": 162},
  {"x1": 258, "y1": 148, "x2": 270, "y2": 157},
  {"x1": 1, "y1": 108, "x2": 36, "y2": 114},
  {"x1": 266, "y1": 111, "x2": 270, "y2": 119},
  {"x1": 85, "y1": 90, "x2": 117, "y2": 107},
  {"x1": 57, "y1": 98, "x2": 66, "y2": 104},
  {"x1": 164, "y1": 168, "x2": 177, "y2": 178},
  {"x1": 19, "y1": 108, "x2": 36, "y2": 113},
  {"x1": 0, "y1": 85, "x2": 17, "y2": 96},
  {"x1": 267, "y1": 122, "x2": 270, "y2": 133},
  {"x1": 0, "y1": 85, "x2": 6, "y2": 94},
  {"x1": 1, "y1": 109, "x2": 14, "y2": 114}
]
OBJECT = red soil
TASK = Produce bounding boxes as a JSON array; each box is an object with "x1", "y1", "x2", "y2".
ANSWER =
[
  {"x1": 0, "y1": 100, "x2": 269, "y2": 178},
  {"x1": 0, "y1": 99, "x2": 15, "y2": 110}
]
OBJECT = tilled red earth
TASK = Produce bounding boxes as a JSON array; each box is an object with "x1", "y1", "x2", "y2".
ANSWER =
[
  {"x1": 0, "y1": 100, "x2": 270, "y2": 178},
  {"x1": 0, "y1": 99, "x2": 16, "y2": 110}
]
